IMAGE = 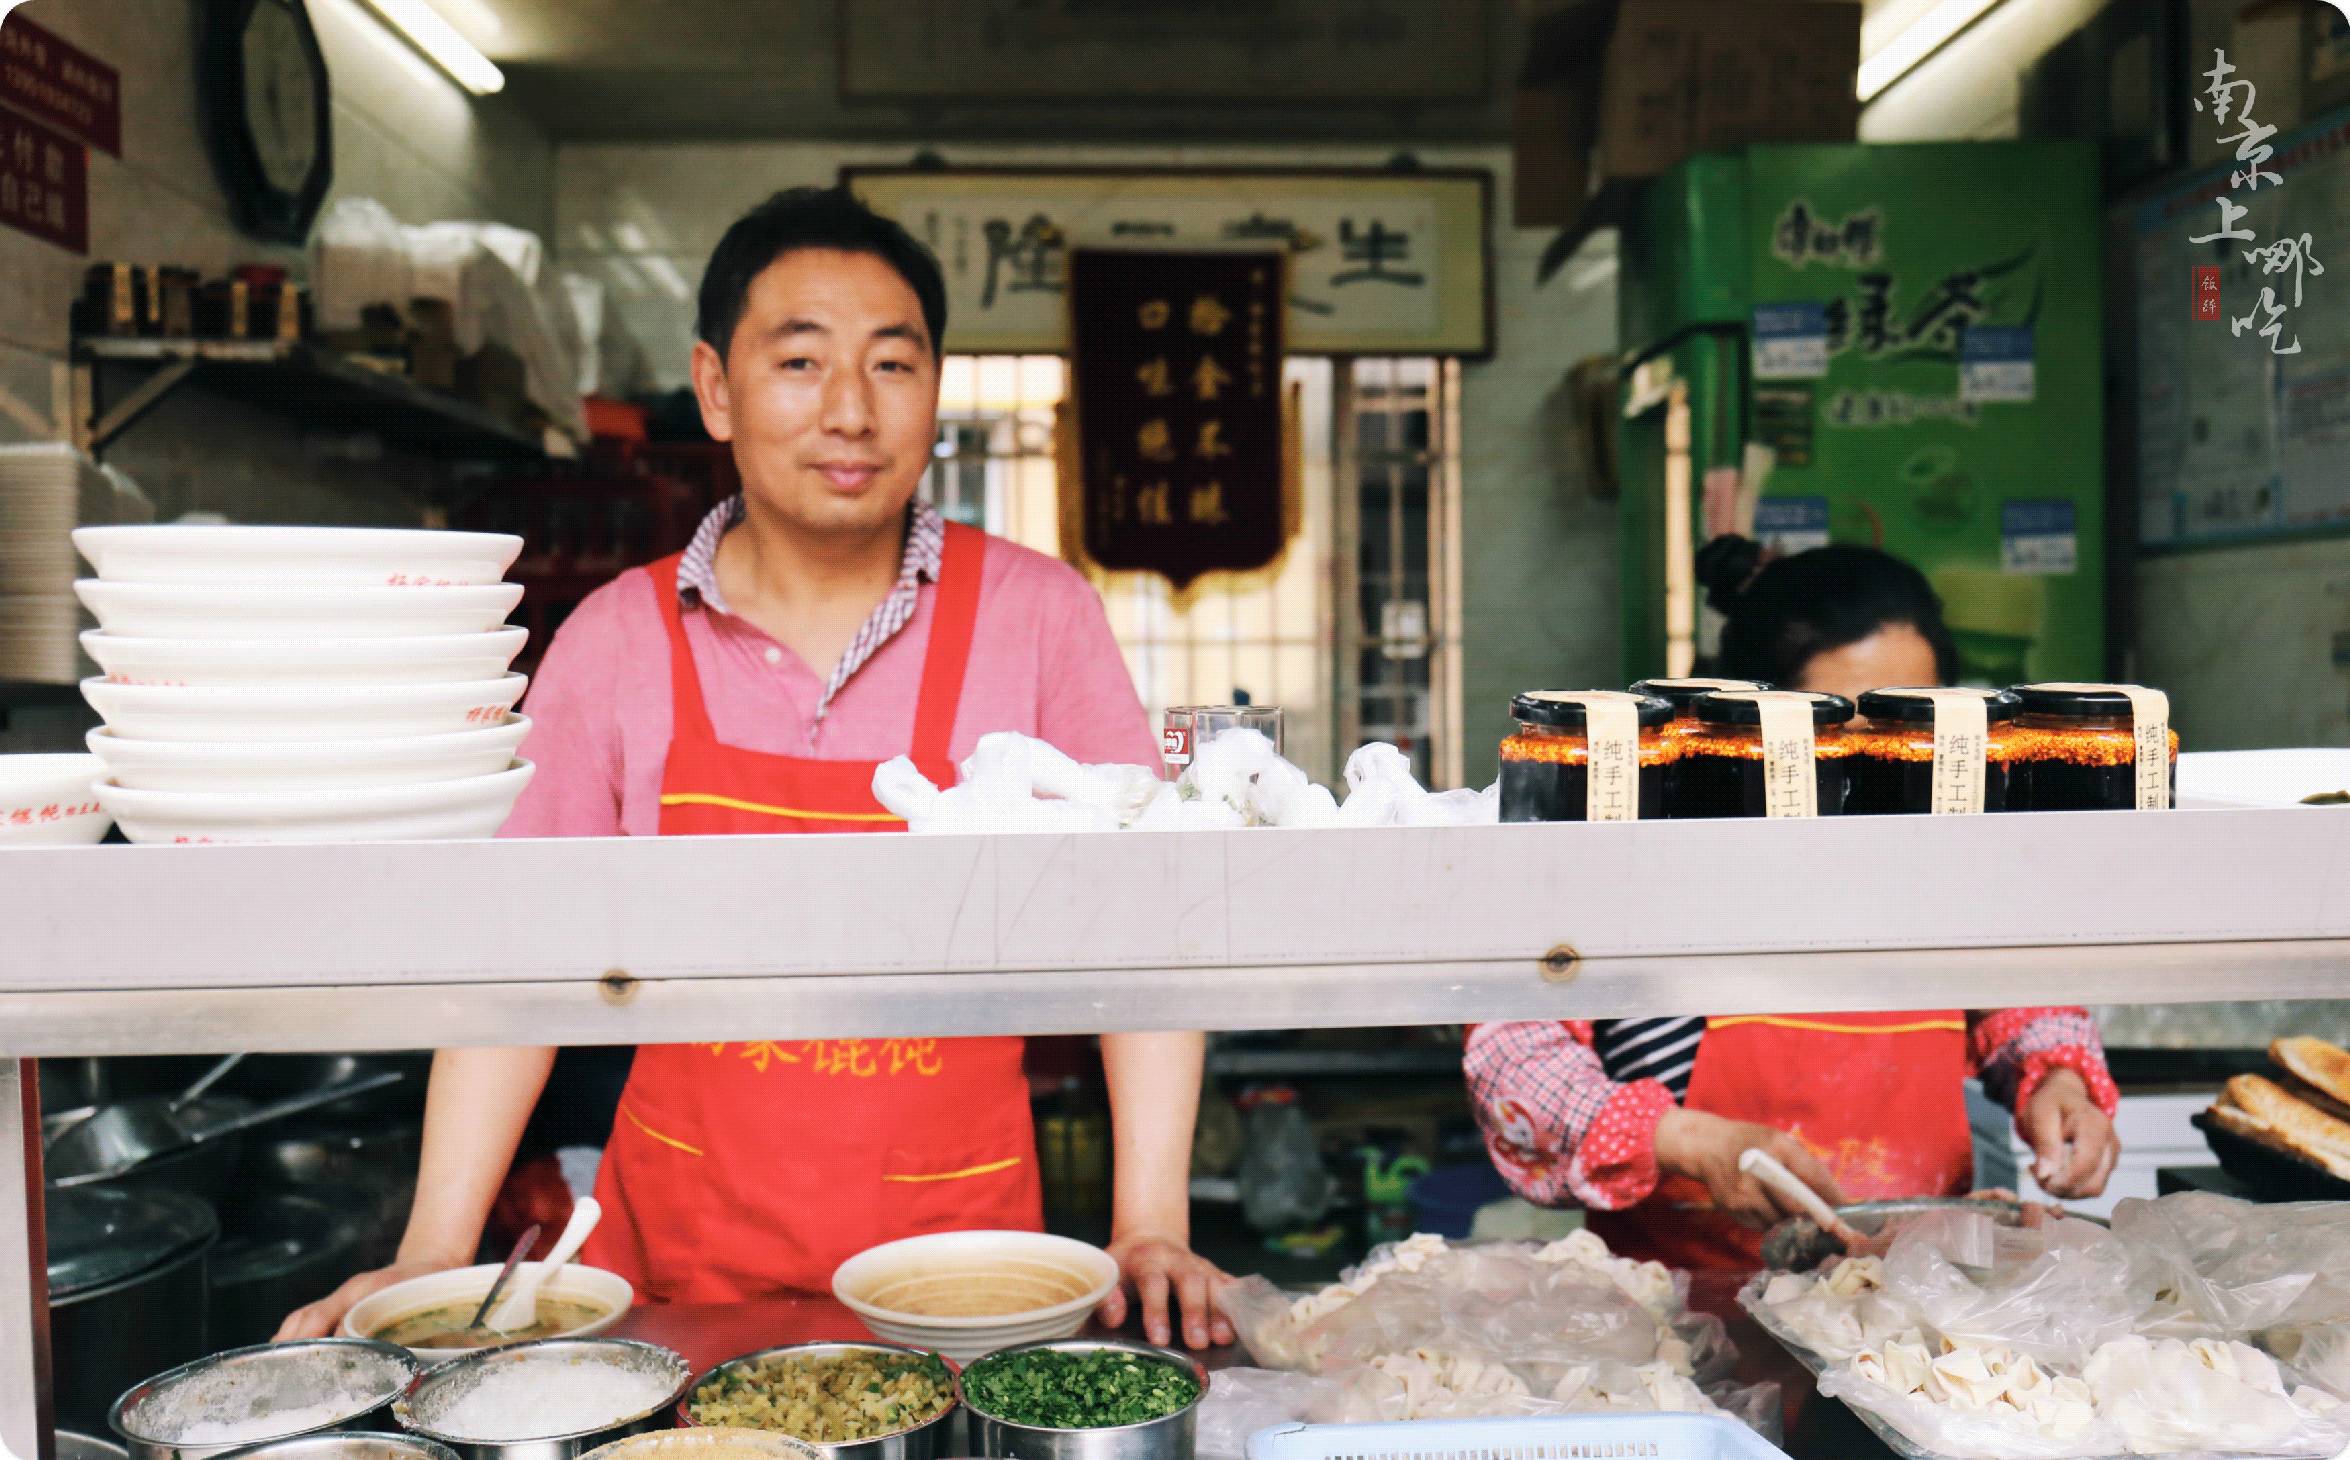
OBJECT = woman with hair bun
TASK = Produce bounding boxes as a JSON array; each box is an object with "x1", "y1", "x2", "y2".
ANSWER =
[{"x1": 1465, "y1": 536, "x2": 2122, "y2": 1270}]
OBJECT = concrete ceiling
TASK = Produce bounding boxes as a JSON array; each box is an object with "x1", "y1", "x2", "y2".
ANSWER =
[{"x1": 420, "y1": 0, "x2": 1521, "y2": 142}]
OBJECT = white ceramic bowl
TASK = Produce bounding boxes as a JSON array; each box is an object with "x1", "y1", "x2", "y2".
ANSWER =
[
  {"x1": 75, "y1": 581, "x2": 523, "y2": 639},
  {"x1": 341, "y1": 1262, "x2": 633, "y2": 1364},
  {"x1": 0, "y1": 753, "x2": 111, "y2": 845},
  {"x1": 81, "y1": 627, "x2": 528, "y2": 687},
  {"x1": 89, "y1": 717, "x2": 531, "y2": 792},
  {"x1": 98, "y1": 759, "x2": 534, "y2": 843},
  {"x1": 82, "y1": 674, "x2": 526, "y2": 741},
  {"x1": 73, "y1": 525, "x2": 522, "y2": 585},
  {"x1": 832, "y1": 1230, "x2": 1119, "y2": 1364}
]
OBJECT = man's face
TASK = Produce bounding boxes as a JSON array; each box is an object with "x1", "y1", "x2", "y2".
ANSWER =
[{"x1": 694, "y1": 248, "x2": 938, "y2": 539}]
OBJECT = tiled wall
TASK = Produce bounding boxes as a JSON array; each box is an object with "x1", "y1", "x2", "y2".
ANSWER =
[
  {"x1": 0, "y1": 0, "x2": 554, "y2": 517},
  {"x1": 556, "y1": 139, "x2": 1621, "y2": 787},
  {"x1": 1864, "y1": 0, "x2": 2350, "y2": 750},
  {"x1": 0, "y1": 0, "x2": 553, "y2": 751}
]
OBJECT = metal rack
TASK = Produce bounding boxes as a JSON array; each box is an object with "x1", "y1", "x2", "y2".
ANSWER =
[
  {"x1": 70, "y1": 338, "x2": 546, "y2": 462},
  {"x1": 3, "y1": 808, "x2": 2348, "y2": 1452}
]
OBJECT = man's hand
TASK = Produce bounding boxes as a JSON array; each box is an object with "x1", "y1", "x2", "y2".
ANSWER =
[
  {"x1": 1655, "y1": 1108, "x2": 1847, "y2": 1230},
  {"x1": 1097, "y1": 1233, "x2": 1235, "y2": 1350},
  {"x1": 2019, "y1": 1067, "x2": 2119, "y2": 1199}
]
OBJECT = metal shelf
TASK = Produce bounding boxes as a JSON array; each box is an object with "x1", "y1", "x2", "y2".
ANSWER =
[
  {"x1": 4, "y1": 808, "x2": 2348, "y2": 1451},
  {"x1": 72, "y1": 337, "x2": 545, "y2": 461},
  {"x1": 2, "y1": 808, "x2": 2345, "y2": 1050}
]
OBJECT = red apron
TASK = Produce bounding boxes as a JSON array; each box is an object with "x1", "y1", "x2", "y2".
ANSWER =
[
  {"x1": 578, "y1": 523, "x2": 1044, "y2": 1303},
  {"x1": 1586, "y1": 1011, "x2": 1974, "y2": 1271}
]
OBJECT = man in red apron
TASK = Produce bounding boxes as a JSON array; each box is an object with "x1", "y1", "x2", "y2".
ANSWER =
[
  {"x1": 1466, "y1": 1010, "x2": 2122, "y2": 1270},
  {"x1": 283, "y1": 185, "x2": 1230, "y2": 1349}
]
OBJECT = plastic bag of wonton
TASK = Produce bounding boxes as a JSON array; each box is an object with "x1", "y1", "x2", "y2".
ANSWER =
[
  {"x1": 1334, "y1": 743, "x2": 1420, "y2": 828},
  {"x1": 1181, "y1": 729, "x2": 1290, "y2": 824},
  {"x1": 2082, "y1": 1335, "x2": 2350, "y2": 1457},
  {"x1": 1817, "y1": 1357, "x2": 2121, "y2": 1460},
  {"x1": 955, "y1": 731, "x2": 1165, "y2": 826},
  {"x1": 2115, "y1": 1189, "x2": 2312, "y2": 1335},
  {"x1": 1193, "y1": 1369, "x2": 1354, "y2": 1460},
  {"x1": 1881, "y1": 1211, "x2": 2142, "y2": 1369},
  {"x1": 2265, "y1": 1323, "x2": 2350, "y2": 1401}
]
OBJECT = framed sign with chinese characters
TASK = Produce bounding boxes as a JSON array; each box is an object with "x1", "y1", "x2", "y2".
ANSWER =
[
  {"x1": 1067, "y1": 249, "x2": 1290, "y2": 591},
  {"x1": 844, "y1": 167, "x2": 1491, "y2": 357}
]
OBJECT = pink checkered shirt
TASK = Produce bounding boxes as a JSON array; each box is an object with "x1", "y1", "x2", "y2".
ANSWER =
[{"x1": 676, "y1": 494, "x2": 948, "y2": 722}]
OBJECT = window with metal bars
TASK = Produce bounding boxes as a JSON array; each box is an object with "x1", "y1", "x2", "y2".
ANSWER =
[{"x1": 924, "y1": 355, "x2": 1461, "y2": 789}]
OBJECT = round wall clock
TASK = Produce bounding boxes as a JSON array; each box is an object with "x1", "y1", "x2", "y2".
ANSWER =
[{"x1": 199, "y1": 0, "x2": 334, "y2": 245}]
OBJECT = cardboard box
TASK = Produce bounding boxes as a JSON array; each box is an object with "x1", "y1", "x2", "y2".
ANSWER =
[{"x1": 1515, "y1": 0, "x2": 1861, "y2": 229}]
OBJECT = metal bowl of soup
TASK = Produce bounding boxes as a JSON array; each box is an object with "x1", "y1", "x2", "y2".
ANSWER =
[{"x1": 342, "y1": 1263, "x2": 632, "y2": 1362}]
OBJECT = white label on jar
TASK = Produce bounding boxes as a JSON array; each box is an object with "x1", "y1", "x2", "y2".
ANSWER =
[
  {"x1": 1751, "y1": 693, "x2": 1819, "y2": 819},
  {"x1": 2031, "y1": 683, "x2": 2173, "y2": 811},
  {"x1": 1927, "y1": 690, "x2": 1990, "y2": 815},
  {"x1": 2120, "y1": 686, "x2": 2172, "y2": 810},
  {"x1": 1160, "y1": 724, "x2": 1191, "y2": 766},
  {"x1": 1583, "y1": 695, "x2": 1641, "y2": 822}
]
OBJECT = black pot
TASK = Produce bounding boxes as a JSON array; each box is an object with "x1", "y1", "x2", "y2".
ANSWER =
[
  {"x1": 207, "y1": 1185, "x2": 375, "y2": 1352},
  {"x1": 45, "y1": 1185, "x2": 217, "y2": 1434},
  {"x1": 237, "y1": 1117, "x2": 421, "y2": 1268},
  {"x1": 38, "y1": 1058, "x2": 224, "y2": 1116},
  {"x1": 44, "y1": 1097, "x2": 250, "y2": 1214}
]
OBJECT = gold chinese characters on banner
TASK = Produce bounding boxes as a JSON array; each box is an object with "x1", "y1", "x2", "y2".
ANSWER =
[{"x1": 1063, "y1": 249, "x2": 1292, "y2": 592}]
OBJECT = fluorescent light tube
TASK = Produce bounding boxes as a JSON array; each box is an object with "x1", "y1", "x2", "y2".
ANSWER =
[
  {"x1": 357, "y1": 0, "x2": 505, "y2": 95},
  {"x1": 1857, "y1": 0, "x2": 2005, "y2": 103}
]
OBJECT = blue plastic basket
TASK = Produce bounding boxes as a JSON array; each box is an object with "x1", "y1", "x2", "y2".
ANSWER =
[{"x1": 1247, "y1": 1413, "x2": 1796, "y2": 1460}]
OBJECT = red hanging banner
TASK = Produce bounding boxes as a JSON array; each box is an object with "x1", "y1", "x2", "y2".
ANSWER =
[
  {"x1": 1068, "y1": 249, "x2": 1289, "y2": 592},
  {"x1": 0, "y1": 103, "x2": 88, "y2": 254},
  {"x1": 0, "y1": 12, "x2": 119, "y2": 157}
]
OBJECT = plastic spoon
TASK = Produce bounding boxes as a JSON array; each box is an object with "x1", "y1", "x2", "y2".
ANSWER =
[
  {"x1": 485, "y1": 1195, "x2": 601, "y2": 1333},
  {"x1": 1738, "y1": 1147, "x2": 1878, "y2": 1255}
]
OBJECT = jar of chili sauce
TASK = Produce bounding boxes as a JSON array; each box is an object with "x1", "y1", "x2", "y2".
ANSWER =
[
  {"x1": 2008, "y1": 683, "x2": 2178, "y2": 811},
  {"x1": 1630, "y1": 677, "x2": 1772, "y2": 743},
  {"x1": 1500, "y1": 691, "x2": 1677, "y2": 822},
  {"x1": 1676, "y1": 690, "x2": 1856, "y2": 819},
  {"x1": 1850, "y1": 687, "x2": 2023, "y2": 815}
]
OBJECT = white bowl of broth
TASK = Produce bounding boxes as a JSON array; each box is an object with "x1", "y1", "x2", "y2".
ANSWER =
[
  {"x1": 341, "y1": 1262, "x2": 632, "y2": 1362},
  {"x1": 831, "y1": 1230, "x2": 1117, "y2": 1364}
]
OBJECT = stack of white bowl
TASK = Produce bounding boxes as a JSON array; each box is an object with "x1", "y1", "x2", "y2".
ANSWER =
[
  {"x1": 0, "y1": 443, "x2": 151, "y2": 684},
  {"x1": 74, "y1": 526, "x2": 537, "y2": 844}
]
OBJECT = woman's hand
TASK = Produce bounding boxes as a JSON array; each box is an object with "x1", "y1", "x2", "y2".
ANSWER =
[
  {"x1": 274, "y1": 1258, "x2": 459, "y2": 1341},
  {"x1": 1098, "y1": 1232, "x2": 1236, "y2": 1350},
  {"x1": 1655, "y1": 1108, "x2": 1847, "y2": 1230},
  {"x1": 2018, "y1": 1068, "x2": 2120, "y2": 1199}
]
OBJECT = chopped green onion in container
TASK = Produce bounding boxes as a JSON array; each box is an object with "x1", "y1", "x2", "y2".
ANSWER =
[{"x1": 963, "y1": 1349, "x2": 1201, "y2": 1430}]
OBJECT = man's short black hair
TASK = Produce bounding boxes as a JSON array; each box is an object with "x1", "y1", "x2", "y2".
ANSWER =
[{"x1": 695, "y1": 185, "x2": 949, "y2": 361}]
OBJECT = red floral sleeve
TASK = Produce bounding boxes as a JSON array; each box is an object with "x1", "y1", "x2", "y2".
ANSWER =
[
  {"x1": 1969, "y1": 1007, "x2": 2120, "y2": 1123},
  {"x1": 1464, "y1": 1021, "x2": 1679, "y2": 1210}
]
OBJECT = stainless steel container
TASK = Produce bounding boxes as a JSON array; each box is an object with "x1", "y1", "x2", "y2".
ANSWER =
[
  {"x1": 57, "y1": 1432, "x2": 131, "y2": 1460},
  {"x1": 582, "y1": 1433, "x2": 828, "y2": 1460},
  {"x1": 961, "y1": 1340, "x2": 1204, "y2": 1460},
  {"x1": 109, "y1": 1338, "x2": 421, "y2": 1460},
  {"x1": 677, "y1": 1341, "x2": 959, "y2": 1460},
  {"x1": 392, "y1": 1337, "x2": 693, "y2": 1460},
  {"x1": 189, "y1": 1437, "x2": 459, "y2": 1460}
]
